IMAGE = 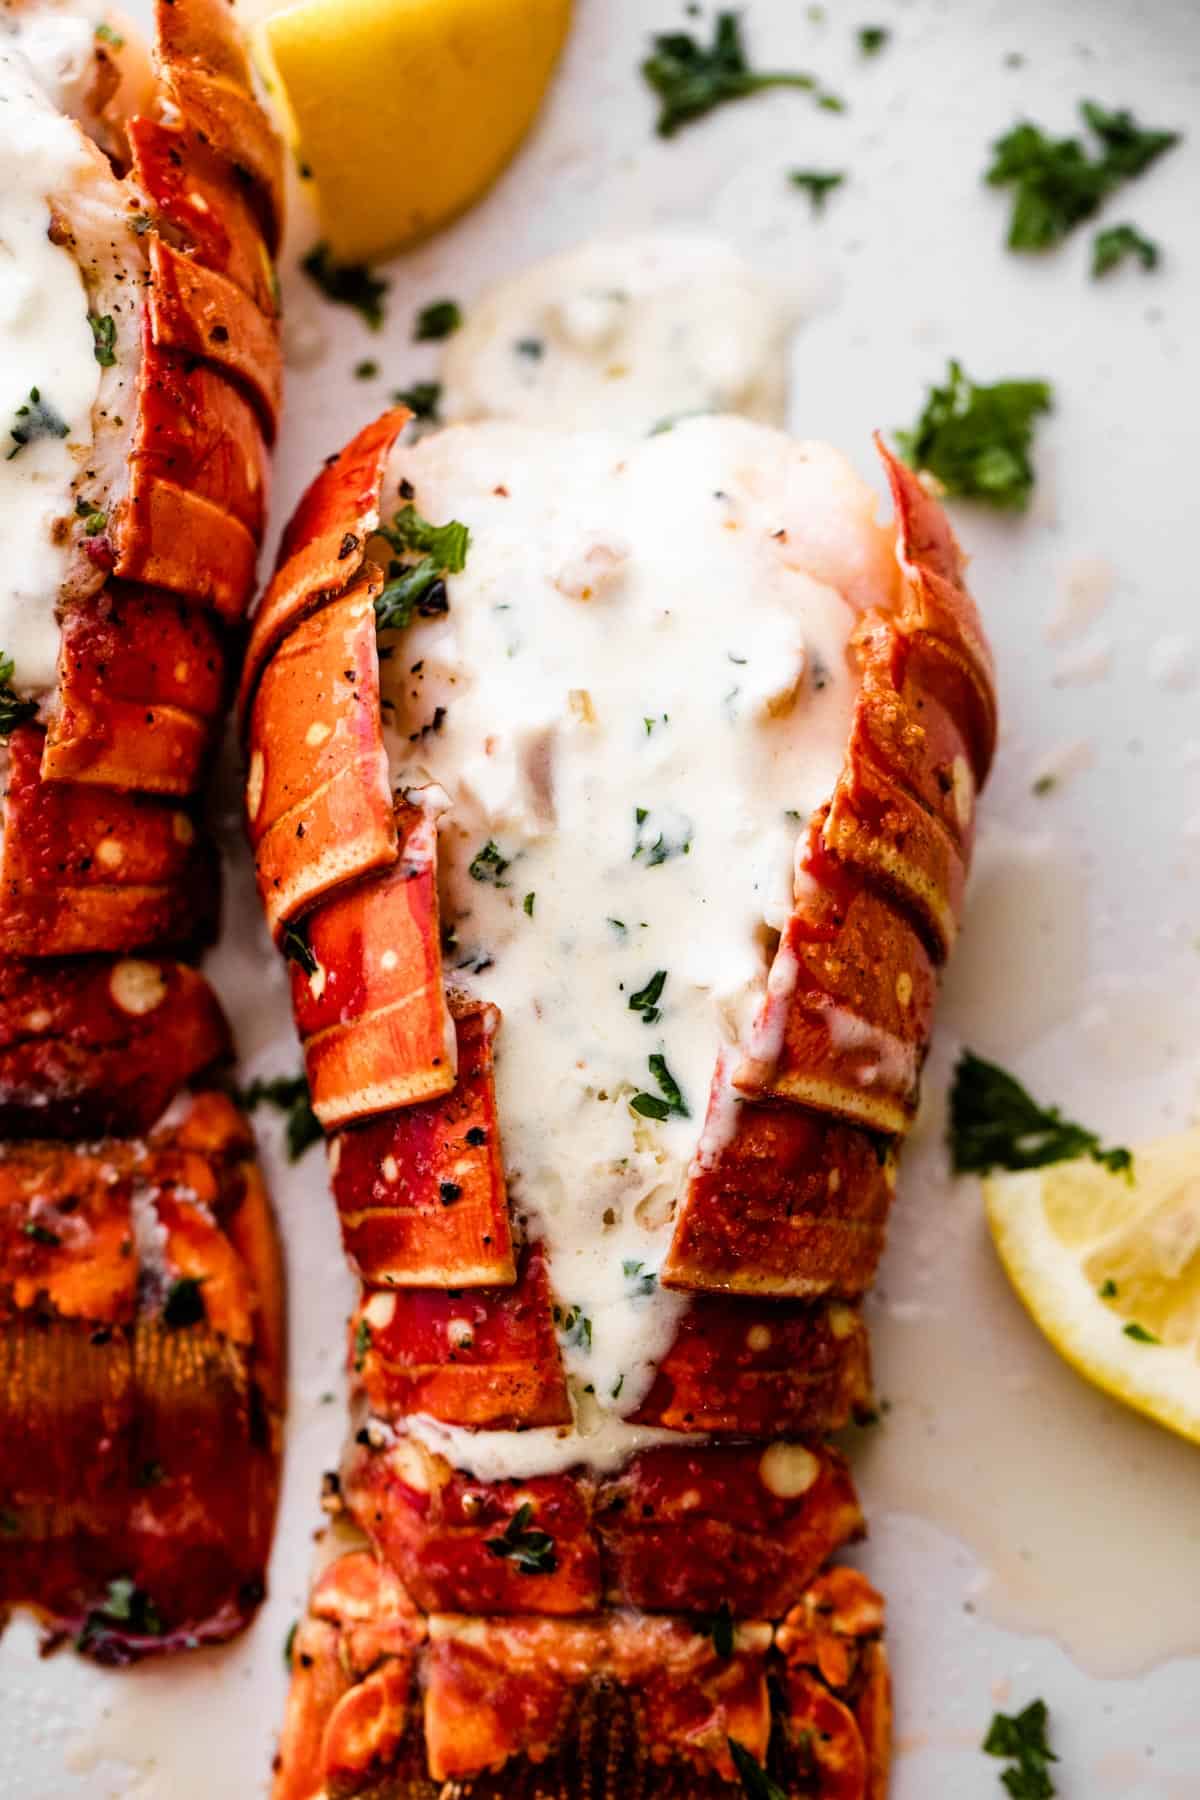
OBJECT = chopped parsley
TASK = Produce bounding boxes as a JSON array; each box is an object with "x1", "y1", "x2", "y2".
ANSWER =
[
  {"x1": 354, "y1": 358, "x2": 379, "y2": 380},
  {"x1": 515, "y1": 336, "x2": 544, "y2": 359},
  {"x1": 622, "y1": 1259, "x2": 657, "y2": 1296},
  {"x1": 628, "y1": 968, "x2": 667, "y2": 1023},
  {"x1": 374, "y1": 503, "x2": 468, "y2": 634},
  {"x1": 374, "y1": 557, "x2": 448, "y2": 632},
  {"x1": 700, "y1": 1601, "x2": 735, "y2": 1657},
  {"x1": 77, "y1": 1578, "x2": 164, "y2": 1649},
  {"x1": 236, "y1": 1072, "x2": 322, "y2": 1161},
  {"x1": 484, "y1": 1500, "x2": 557, "y2": 1575},
  {"x1": 611, "y1": 1373, "x2": 624, "y2": 1399},
  {"x1": 0, "y1": 654, "x2": 37, "y2": 737},
  {"x1": 301, "y1": 243, "x2": 388, "y2": 329},
  {"x1": 353, "y1": 1317, "x2": 372, "y2": 1372},
  {"x1": 1123, "y1": 1321, "x2": 1159, "y2": 1344},
  {"x1": 469, "y1": 840, "x2": 511, "y2": 886},
  {"x1": 523, "y1": 892, "x2": 536, "y2": 917},
  {"x1": 1098, "y1": 1278, "x2": 1118, "y2": 1299},
  {"x1": 162, "y1": 1275, "x2": 207, "y2": 1329},
  {"x1": 381, "y1": 504, "x2": 470, "y2": 573},
  {"x1": 7, "y1": 386, "x2": 68, "y2": 460},
  {"x1": 95, "y1": 21, "x2": 125, "y2": 47},
  {"x1": 281, "y1": 921, "x2": 318, "y2": 977},
  {"x1": 557, "y1": 1305, "x2": 593, "y2": 1351},
  {"x1": 414, "y1": 298, "x2": 462, "y2": 341},
  {"x1": 631, "y1": 1052, "x2": 690, "y2": 1121},
  {"x1": 789, "y1": 168, "x2": 846, "y2": 212},
  {"x1": 89, "y1": 313, "x2": 117, "y2": 367},
  {"x1": 641, "y1": 12, "x2": 835, "y2": 139},
  {"x1": 985, "y1": 101, "x2": 1180, "y2": 253},
  {"x1": 982, "y1": 1698, "x2": 1058, "y2": 1799},
  {"x1": 896, "y1": 360, "x2": 1052, "y2": 510},
  {"x1": 948, "y1": 1051, "x2": 1133, "y2": 1178},
  {"x1": 632, "y1": 805, "x2": 693, "y2": 865},
  {"x1": 1031, "y1": 773, "x2": 1057, "y2": 797},
  {"x1": 21, "y1": 1221, "x2": 60, "y2": 1246},
  {"x1": 392, "y1": 380, "x2": 442, "y2": 421},
  {"x1": 728, "y1": 1740, "x2": 788, "y2": 1800},
  {"x1": 1091, "y1": 222, "x2": 1159, "y2": 277},
  {"x1": 857, "y1": 25, "x2": 889, "y2": 55},
  {"x1": 283, "y1": 1620, "x2": 298, "y2": 1668}
]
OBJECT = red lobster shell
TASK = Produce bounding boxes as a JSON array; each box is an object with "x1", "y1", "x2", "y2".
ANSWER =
[
  {"x1": 0, "y1": 0, "x2": 283, "y2": 1661},
  {"x1": 244, "y1": 411, "x2": 995, "y2": 1791}
]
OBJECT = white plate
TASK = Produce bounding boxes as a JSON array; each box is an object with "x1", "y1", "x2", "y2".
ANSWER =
[{"x1": 5, "y1": 2, "x2": 1199, "y2": 1794}]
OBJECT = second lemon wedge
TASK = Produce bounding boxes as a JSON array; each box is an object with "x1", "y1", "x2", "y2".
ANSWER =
[
  {"x1": 985, "y1": 1130, "x2": 1200, "y2": 1445},
  {"x1": 264, "y1": 0, "x2": 572, "y2": 263}
]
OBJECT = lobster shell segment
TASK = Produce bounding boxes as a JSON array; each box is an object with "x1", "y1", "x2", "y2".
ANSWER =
[
  {"x1": 342, "y1": 1436, "x2": 862, "y2": 1621},
  {"x1": 0, "y1": 954, "x2": 229, "y2": 1140},
  {"x1": 274, "y1": 1550, "x2": 887, "y2": 1799},
  {"x1": 0, "y1": 1093, "x2": 282, "y2": 1661},
  {"x1": 0, "y1": 726, "x2": 217, "y2": 958},
  {"x1": 351, "y1": 1242, "x2": 566, "y2": 1429},
  {"x1": 288, "y1": 802, "x2": 456, "y2": 1128},
  {"x1": 331, "y1": 997, "x2": 514, "y2": 1285}
]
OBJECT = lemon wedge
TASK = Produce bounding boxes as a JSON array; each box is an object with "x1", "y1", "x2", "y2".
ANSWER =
[
  {"x1": 985, "y1": 1130, "x2": 1200, "y2": 1445},
  {"x1": 263, "y1": 0, "x2": 572, "y2": 263}
]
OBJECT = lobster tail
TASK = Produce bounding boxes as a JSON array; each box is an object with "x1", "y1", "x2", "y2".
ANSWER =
[
  {"x1": 251, "y1": 414, "x2": 994, "y2": 1792},
  {"x1": 0, "y1": 0, "x2": 282, "y2": 1660}
]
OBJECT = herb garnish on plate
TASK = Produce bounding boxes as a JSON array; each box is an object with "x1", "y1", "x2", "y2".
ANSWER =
[
  {"x1": 641, "y1": 12, "x2": 839, "y2": 138},
  {"x1": 896, "y1": 361, "x2": 1052, "y2": 510},
  {"x1": 948, "y1": 1050, "x2": 1132, "y2": 1178}
]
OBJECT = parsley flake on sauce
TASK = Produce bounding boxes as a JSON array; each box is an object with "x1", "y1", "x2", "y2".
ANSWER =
[
  {"x1": 353, "y1": 1317, "x2": 372, "y2": 1371},
  {"x1": 236, "y1": 1072, "x2": 322, "y2": 1161},
  {"x1": 948, "y1": 1051, "x2": 1132, "y2": 1178},
  {"x1": 632, "y1": 805, "x2": 693, "y2": 865},
  {"x1": 622, "y1": 1259, "x2": 657, "y2": 1296},
  {"x1": 469, "y1": 840, "x2": 511, "y2": 885},
  {"x1": 631, "y1": 1052, "x2": 690, "y2": 1121},
  {"x1": 1091, "y1": 221, "x2": 1159, "y2": 277},
  {"x1": 896, "y1": 360, "x2": 1052, "y2": 510},
  {"x1": 728, "y1": 1739, "x2": 788, "y2": 1800},
  {"x1": 628, "y1": 969, "x2": 668, "y2": 1023},
  {"x1": 788, "y1": 168, "x2": 846, "y2": 212},
  {"x1": 985, "y1": 101, "x2": 1180, "y2": 253},
  {"x1": 382, "y1": 504, "x2": 470, "y2": 573},
  {"x1": 557, "y1": 1305, "x2": 593, "y2": 1351},
  {"x1": 982, "y1": 1698, "x2": 1058, "y2": 1799},
  {"x1": 392, "y1": 380, "x2": 442, "y2": 421},
  {"x1": 1123, "y1": 1321, "x2": 1160, "y2": 1344},
  {"x1": 0, "y1": 654, "x2": 37, "y2": 737},
  {"x1": 301, "y1": 243, "x2": 389, "y2": 329},
  {"x1": 641, "y1": 12, "x2": 836, "y2": 138},
  {"x1": 7, "y1": 386, "x2": 68, "y2": 460},
  {"x1": 375, "y1": 503, "x2": 468, "y2": 634},
  {"x1": 414, "y1": 297, "x2": 462, "y2": 341},
  {"x1": 485, "y1": 1501, "x2": 557, "y2": 1575}
]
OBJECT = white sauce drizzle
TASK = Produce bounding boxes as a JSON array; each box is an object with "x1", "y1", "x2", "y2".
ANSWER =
[
  {"x1": 0, "y1": 12, "x2": 107, "y2": 690},
  {"x1": 439, "y1": 231, "x2": 796, "y2": 438},
  {"x1": 381, "y1": 412, "x2": 894, "y2": 1476}
]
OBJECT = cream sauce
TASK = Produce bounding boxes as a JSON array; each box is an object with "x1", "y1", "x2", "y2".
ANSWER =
[
  {"x1": 379, "y1": 415, "x2": 894, "y2": 1471},
  {"x1": 0, "y1": 17, "x2": 105, "y2": 690},
  {"x1": 439, "y1": 232, "x2": 796, "y2": 437}
]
